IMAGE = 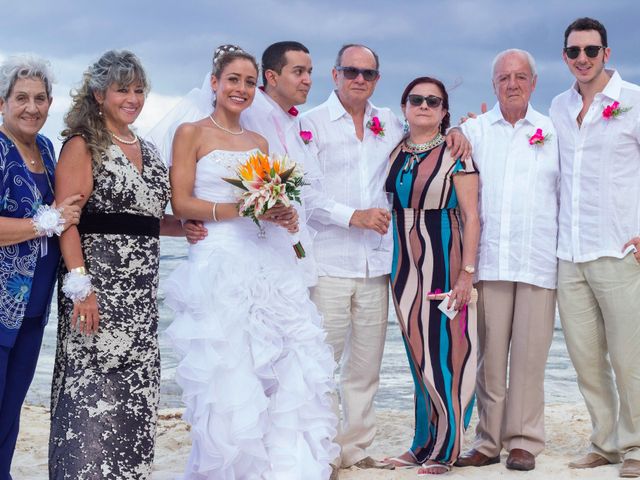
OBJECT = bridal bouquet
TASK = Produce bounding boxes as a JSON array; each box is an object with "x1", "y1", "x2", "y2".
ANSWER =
[{"x1": 223, "y1": 151, "x2": 306, "y2": 258}]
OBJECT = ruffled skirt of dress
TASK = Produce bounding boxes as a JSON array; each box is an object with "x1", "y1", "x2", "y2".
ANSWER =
[{"x1": 165, "y1": 236, "x2": 339, "y2": 480}]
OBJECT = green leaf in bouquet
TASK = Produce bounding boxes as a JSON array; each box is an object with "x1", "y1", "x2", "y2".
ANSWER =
[{"x1": 222, "y1": 177, "x2": 248, "y2": 191}]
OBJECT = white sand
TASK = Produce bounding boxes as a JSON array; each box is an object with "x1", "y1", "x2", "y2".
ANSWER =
[{"x1": 14, "y1": 402, "x2": 623, "y2": 479}]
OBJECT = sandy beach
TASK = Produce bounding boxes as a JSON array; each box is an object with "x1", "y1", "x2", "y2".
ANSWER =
[{"x1": 13, "y1": 401, "x2": 622, "y2": 479}]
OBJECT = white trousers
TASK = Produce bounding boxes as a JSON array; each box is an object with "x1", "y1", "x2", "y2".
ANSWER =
[{"x1": 310, "y1": 275, "x2": 389, "y2": 467}]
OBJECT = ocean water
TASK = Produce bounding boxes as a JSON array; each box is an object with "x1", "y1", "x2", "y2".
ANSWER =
[{"x1": 26, "y1": 237, "x2": 581, "y2": 410}]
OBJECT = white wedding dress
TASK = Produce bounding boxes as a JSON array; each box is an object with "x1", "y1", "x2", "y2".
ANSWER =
[{"x1": 165, "y1": 149, "x2": 338, "y2": 480}]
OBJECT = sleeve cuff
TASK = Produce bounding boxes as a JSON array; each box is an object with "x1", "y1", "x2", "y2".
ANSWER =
[{"x1": 330, "y1": 203, "x2": 356, "y2": 229}]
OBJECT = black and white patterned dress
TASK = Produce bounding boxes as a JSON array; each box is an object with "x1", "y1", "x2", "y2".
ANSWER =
[{"x1": 49, "y1": 140, "x2": 170, "y2": 479}]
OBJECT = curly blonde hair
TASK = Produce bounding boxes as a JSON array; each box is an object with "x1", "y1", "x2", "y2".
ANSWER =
[{"x1": 62, "y1": 50, "x2": 149, "y2": 162}]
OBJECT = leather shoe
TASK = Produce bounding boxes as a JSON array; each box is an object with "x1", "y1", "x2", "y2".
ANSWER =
[
  {"x1": 506, "y1": 449, "x2": 535, "y2": 471},
  {"x1": 454, "y1": 449, "x2": 500, "y2": 467},
  {"x1": 621, "y1": 458, "x2": 640, "y2": 478},
  {"x1": 568, "y1": 452, "x2": 612, "y2": 469}
]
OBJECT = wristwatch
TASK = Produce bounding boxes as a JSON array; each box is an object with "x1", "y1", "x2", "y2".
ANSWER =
[{"x1": 462, "y1": 264, "x2": 475, "y2": 274}]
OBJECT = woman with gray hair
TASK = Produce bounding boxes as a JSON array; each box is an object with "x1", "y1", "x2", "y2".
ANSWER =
[
  {"x1": 48, "y1": 49, "x2": 200, "y2": 478},
  {"x1": 0, "y1": 54, "x2": 82, "y2": 477}
]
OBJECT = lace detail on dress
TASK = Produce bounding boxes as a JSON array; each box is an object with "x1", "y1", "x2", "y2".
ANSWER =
[{"x1": 198, "y1": 148, "x2": 260, "y2": 172}]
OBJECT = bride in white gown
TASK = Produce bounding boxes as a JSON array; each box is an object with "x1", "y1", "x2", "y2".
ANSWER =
[{"x1": 164, "y1": 45, "x2": 338, "y2": 479}]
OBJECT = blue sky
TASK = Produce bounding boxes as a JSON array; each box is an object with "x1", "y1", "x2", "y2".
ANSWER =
[{"x1": 2, "y1": 0, "x2": 639, "y2": 151}]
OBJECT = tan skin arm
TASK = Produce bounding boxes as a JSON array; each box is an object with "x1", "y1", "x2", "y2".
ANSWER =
[
  {"x1": 170, "y1": 124, "x2": 298, "y2": 231},
  {"x1": 55, "y1": 136, "x2": 99, "y2": 335},
  {"x1": 448, "y1": 172, "x2": 480, "y2": 310},
  {"x1": 170, "y1": 123, "x2": 241, "y2": 221},
  {"x1": 0, "y1": 193, "x2": 83, "y2": 247}
]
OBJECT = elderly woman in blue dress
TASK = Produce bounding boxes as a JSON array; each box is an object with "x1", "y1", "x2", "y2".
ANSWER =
[{"x1": 0, "y1": 55, "x2": 82, "y2": 477}]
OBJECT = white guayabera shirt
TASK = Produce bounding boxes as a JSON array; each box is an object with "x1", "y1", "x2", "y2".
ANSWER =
[
  {"x1": 460, "y1": 103, "x2": 560, "y2": 289},
  {"x1": 240, "y1": 88, "x2": 323, "y2": 286},
  {"x1": 550, "y1": 70, "x2": 640, "y2": 263},
  {"x1": 301, "y1": 91, "x2": 404, "y2": 278}
]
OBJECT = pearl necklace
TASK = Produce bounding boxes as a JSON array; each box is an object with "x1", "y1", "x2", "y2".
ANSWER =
[
  {"x1": 110, "y1": 130, "x2": 138, "y2": 145},
  {"x1": 209, "y1": 115, "x2": 244, "y2": 135}
]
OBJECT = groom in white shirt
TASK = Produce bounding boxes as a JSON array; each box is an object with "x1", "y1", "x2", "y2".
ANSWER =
[
  {"x1": 455, "y1": 49, "x2": 559, "y2": 472},
  {"x1": 550, "y1": 18, "x2": 640, "y2": 478},
  {"x1": 240, "y1": 41, "x2": 321, "y2": 285},
  {"x1": 302, "y1": 44, "x2": 470, "y2": 472}
]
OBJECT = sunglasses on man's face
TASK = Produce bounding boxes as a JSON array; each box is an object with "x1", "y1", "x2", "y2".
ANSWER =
[
  {"x1": 563, "y1": 45, "x2": 605, "y2": 59},
  {"x1": 407, "y1": 94, "x2": 443, "y2": 108},
  {"x1": 335, "y1": 66, "x2": 379, "y2": 81}
]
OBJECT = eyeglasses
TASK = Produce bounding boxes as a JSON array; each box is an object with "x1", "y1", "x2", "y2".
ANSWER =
[
  {"x1": 563, "y1": 45, "x2": 605, "y2": 59},
  {"x1": 335, "y1": 66, "x2": 379, "y2": 81},
  {"x1": 407, "y1": 94, "x2": 443, "y2": 108}
]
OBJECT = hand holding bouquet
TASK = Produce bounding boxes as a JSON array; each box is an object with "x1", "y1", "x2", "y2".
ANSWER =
[{"x1": 223, "y1": 151, "x2": 306, "y2": 258}]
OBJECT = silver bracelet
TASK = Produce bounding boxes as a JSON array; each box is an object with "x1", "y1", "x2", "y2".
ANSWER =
[
  {"x1": 32, "y1": 204, "x2": 65, "y2": 237},
  {"x1": 212, "y1": 202, "x2": 218, "y2": 222}
]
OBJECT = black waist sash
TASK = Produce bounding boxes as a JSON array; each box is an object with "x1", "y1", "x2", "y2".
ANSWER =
[{"x1": 78, "y1": 213, "x2": 160, "y2": 237}]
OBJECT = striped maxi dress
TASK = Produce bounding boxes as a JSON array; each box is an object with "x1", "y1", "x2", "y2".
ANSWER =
[{"x1": 385, "y1": 141, "x2": 478, "y2": 465}]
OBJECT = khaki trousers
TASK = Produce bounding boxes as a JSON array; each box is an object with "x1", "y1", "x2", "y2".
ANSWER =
[
  {"x1": 558, "y1": 254, "x2": 640, "y2": 462},
  {"x1": 310, "y1": 275, "x2": 389, "y2": 467},
  {"x1": 474, "y1": 281, "x2": 556, "y2": 457}
]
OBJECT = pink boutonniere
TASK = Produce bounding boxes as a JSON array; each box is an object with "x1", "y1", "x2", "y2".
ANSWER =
[
  {"x1": 602, "y1": 101, "x2": 632, "y2": 120},
  {"x1": 366, "y1": 116, "x2": 385, "y2": 137},
  {"x1": 299, "y1": 130, "x2": 313, "y2": 145},
  {"x1": 528, "y1": 128, "x2": 551, "y2": 147}
]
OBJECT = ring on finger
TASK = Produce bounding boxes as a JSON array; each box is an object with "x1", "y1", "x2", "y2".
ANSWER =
[{"x1": 78, "y1": 315, "x2": 86, "y2": 323}]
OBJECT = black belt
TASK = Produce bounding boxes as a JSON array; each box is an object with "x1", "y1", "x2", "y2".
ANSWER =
[{"x1": 78, "y1": 213, "x2": 160, "y2": 237}]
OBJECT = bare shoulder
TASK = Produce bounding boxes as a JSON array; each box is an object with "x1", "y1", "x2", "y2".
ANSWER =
[
  {"x1": 247, "y1": 131, "x2": 269, "y2": 154},
  {"x1": 174, "y1": 121, "x2": 202, "y2": 142},
  {"x1": 59, "y1": 135, "x2": 91, "y2": 164}
]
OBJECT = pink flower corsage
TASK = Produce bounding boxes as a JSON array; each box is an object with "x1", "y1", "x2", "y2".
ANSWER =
[
  {"x1": 602, "y1": 101, "x2": 632, "y2": 120},
  {"x1": 528, "y1": 128, "x2": 551, "y2": 147},
  {"x1": 299, "y1": 130, "x2": 313, "y2": 145},
  {"x1": 366, "y1": 116, "x2": 385, "y2": 137}
]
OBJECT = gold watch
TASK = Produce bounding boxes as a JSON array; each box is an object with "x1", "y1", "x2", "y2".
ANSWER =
[{"x1": 462, "y1": 264, "x2": 475, "y2": 274}]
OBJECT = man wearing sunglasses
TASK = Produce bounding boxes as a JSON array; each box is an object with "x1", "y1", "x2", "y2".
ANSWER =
[
  {"x1": 301, "y1": 43, "x2": 470, "y2": 475},
  {"x1": 550, "y1": 17, "x2": 640, "y2": 478},
  {"x1": 454, "y1": 49, "x2": 560, "y2": 473}
]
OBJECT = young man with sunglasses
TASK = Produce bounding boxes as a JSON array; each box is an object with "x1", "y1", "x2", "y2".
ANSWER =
[
  {"x1": 550, "y1": 17, "x2": 640, "y2": 478},
  {"x1": 454, "y1": 49, "x2": 560, "y2": 472},
  {"x1": 301, "y1": 44, "x2": 470, "y2": 475}
]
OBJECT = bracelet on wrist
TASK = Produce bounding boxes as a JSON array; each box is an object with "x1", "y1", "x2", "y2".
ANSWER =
[
  {"x1": 62, "y1": 268, "x2": 93, "y2": 303},
  {"x1": 32, "y1": 204, "x2": 65, "y2": 237},
  {"x1": 212, "y1": 202, "x2": 218, "y2": 222}
]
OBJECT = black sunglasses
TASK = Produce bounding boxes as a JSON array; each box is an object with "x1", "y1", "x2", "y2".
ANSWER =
[
  {"x1": 335, "y1": 66, "x2": 379, "y2": 81},
  {"x1": 564, "y1": 45, "x2": 605, "y2": 59},
  {"x1": 407, "y1": 94, "x2": 443, "y2": 108}
]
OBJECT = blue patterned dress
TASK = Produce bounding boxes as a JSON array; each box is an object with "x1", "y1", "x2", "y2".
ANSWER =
[{"x1": 0, "y1": 131, "x2": 58, "y2": 347}]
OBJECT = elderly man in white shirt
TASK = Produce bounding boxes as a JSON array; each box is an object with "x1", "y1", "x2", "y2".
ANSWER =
[
  {"x1": 302, "y1": 43, "x2": 470, "y2": 472},
  {"x1": 456, "y1": 49, "x2": 559, "y2": 472},
  {"x1": 550, "y1": 18, "x2": 640, "y2": 478}
]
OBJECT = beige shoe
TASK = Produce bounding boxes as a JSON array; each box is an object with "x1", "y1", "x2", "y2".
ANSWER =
[
  {"x1": 568, "y1": 452, "x2": 613, "y2": 469},
  {"x1": 621, "y1": 459, "x2": 640, "y2": 478},
  {"x1": 351, "y1": 456, "x2": 396, "y2": 470}
]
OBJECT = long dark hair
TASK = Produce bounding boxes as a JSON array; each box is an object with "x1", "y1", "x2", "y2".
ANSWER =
[{"x1": 400, "y1": 76, "x2": 450, "y2": 135}]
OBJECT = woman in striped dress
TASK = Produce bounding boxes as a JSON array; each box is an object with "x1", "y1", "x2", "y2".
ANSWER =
[{"x1": 384, "y1": 77, "x2": 480, "y2": 475}]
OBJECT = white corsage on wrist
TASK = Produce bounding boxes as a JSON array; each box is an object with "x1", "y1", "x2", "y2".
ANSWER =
[
  {"x1": 62, "y1": 267, "x2": 93, "y2": 303},
  {"x1": 32, "y1": 205, "x2": 65, "y2": 237}
]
